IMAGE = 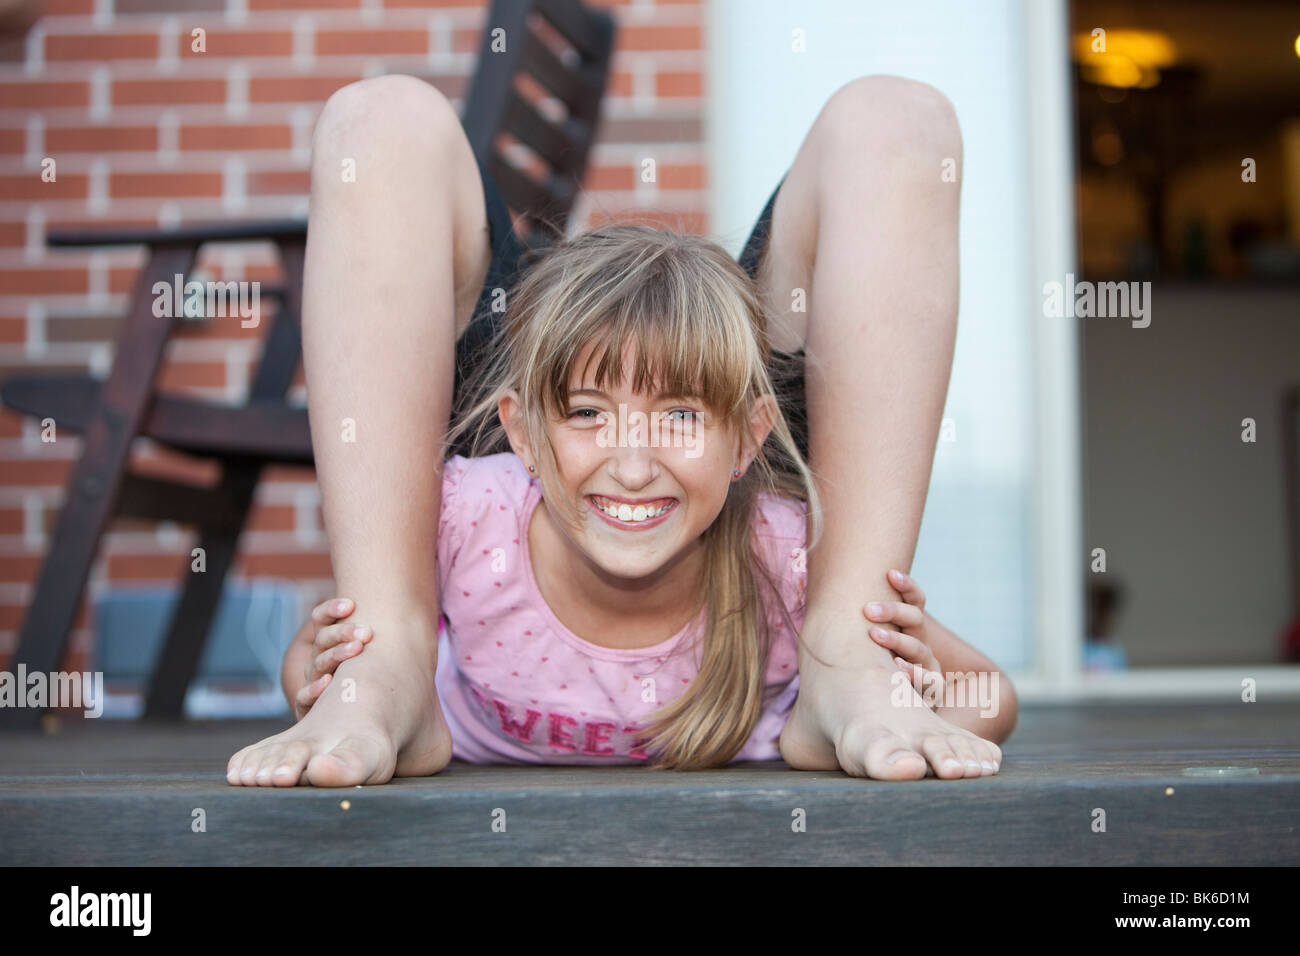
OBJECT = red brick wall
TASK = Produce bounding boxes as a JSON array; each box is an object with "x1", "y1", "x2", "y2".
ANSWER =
[{"x1": 0, "y1": 0, "x2": 706, "y2": 673}]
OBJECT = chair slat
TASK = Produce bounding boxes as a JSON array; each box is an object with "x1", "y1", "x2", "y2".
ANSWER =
[
  {"x1": 502, "y1": 86, "x2": 589, "y2": 173},
  {"x1": 534, "y1": 0, "x2": 612, "y2": 62}
]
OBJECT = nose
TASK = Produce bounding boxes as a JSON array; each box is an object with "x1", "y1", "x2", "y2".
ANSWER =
[{"x1": 608, "y1": 441, "x2": 660, "y2": 491}]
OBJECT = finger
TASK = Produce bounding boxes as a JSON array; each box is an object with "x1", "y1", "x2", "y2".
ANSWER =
[
  {"x1": 309, "y1": 640, "x2": 364, "y2": 682},
  {"x1": 313, "y1": 620, "x2": 371, "y2": 653},
  {"x1": 888, "y1": 569, "x2": 926, "y2": 610},
  {"x1": 295, "y1": 673, "x2": 331, "y2": 715},
  {"x1": 310, "y1": 597, "x2": 354, "y2": 626},
  {"x1": 868, "y1": 626, "x2": 931, "y2": 666},
  {"x1": 863, "y1": 600, "x2": 925, "y2": 630}
]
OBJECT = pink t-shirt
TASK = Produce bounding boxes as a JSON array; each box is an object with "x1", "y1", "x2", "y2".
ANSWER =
[{"x1": 432, "y1": 451, "x2": 809, "y2": 765}]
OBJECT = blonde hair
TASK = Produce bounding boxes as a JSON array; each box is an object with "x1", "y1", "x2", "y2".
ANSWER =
[{"x1": 444, "y1": 224, "x2": 824, "y2": 769}]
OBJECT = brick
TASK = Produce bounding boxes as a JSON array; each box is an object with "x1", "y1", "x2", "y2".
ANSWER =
[
  {"x1": 599, "y1": 115, "x2": 702, "y2": 144},
  {"x1": 113, "y1": 78, "x2": 226, "y2": 107},
  {"x1": 179, "y1": 30, "x2": 294, "y2": 59},
  {"x1": 106, "y1": 552, "x2": 190, "y2": 581},
  {"x1": 315, "y1": 30, "x2": 429, "y2": 57},
  {"x1": 0, "y1": 82, "x2": 89, "y2": 110},
  {"x1": 45, "y1": 126, "x2": 158, "y2": 153},
  {"x1": 117, "y1": 0, "x2": 222, "y2": 12},
  {"x1": 157, "y1": 360, "x2": 226, "y2": 390},
  {"x1": 0, "y1": 602, "x2": 28, "y2": 630},
  {"x1": 180, "y1": 124, "x2": 293, "y2": 151},
  {"x1": 656, "y1": 162, "x2": 705, "y2": 190},
  {"x1": 0, "y1": 173, "x2": 89, "y2": 202},
  {"x1": 0, "y1": 458, "x2": 75, "y2": 486},
  {"x1": 249, "y1": 0, "x2": 359, "y2": 10},
  {"x1": 606, "y1": 71, "x2": 634, "y2": 98},
  {"x1": 0, "y1": 409, "x2": 26, "y2": 437},
  {"x1": 0, "y1": 268, "x2": 89, "y2": 296},
  {"x1": 46, "y1": 34, "x2": 161, "y2": 62},
  {"x1": 246, "y1": 504, "x2": 296, "y2": 532},
  {"x1": 586, "y1": 207, "x2": 705, "y2": 235},
  {"x1": 110, "y1": 171, "x2": 223, "y2": 199},
  {"x1": 584, "y1": 164, "x2": 637, "y2": 191},
  {"x1": 381, "y1": 0, "x2": 479, "y2": 7},
  {"x1": 44, "y1": 315, "x2": 120, "y2": 346},
  {"x1": 237, "y1": 551, "x2": 334, "y2": 578},
  {"x1": 617, "y1": 25, "x2": 702, "y2": 53},
  {"x1": 0, "y1": 221, "x2": 24, "y2": 248},
  {"x1": 0, "y1": 34, "x2": 22, "y2": 65},
  {"x1": 0, "y1": 555, "x2": 43, "y2": 583},
  {"x1": 0, "y1": 317, "x2": 25, "y2": 345},
  {"x1": 656, "y1": 71, "x2": 702, "y2": 98},
  {"x1": 0, "y1": 508, "x2": 22, "y2": 534},
  {"x1": 249, "y1": 75, "x2": 363, "y2": 104},
  {"x1": 44, "y1": 0, "x2": 96, "y2": 12},
  {"x1": 246, "y1": 169, "x2": 309, "y2": 195}
]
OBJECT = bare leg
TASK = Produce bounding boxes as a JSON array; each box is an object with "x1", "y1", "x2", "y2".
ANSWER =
[
  {"x1": 760, "y1": 76, "x2": 1003, "y2": 779},
  {"x1": 226, "y1": 75, "x2": 491, "y2": 786}
]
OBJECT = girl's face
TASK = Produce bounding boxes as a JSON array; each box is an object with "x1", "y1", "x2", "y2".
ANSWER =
[{"x1": 500, "y1": 338, "x2": 776, "y2": 583}]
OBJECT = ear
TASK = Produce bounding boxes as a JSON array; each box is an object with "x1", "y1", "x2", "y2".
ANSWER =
[
  {"x1": 497, "y1": 389, "x2": 532, "y2": 464},
  {"x1": 744, "y1": 394, "x2": 779, "y2": 462}
]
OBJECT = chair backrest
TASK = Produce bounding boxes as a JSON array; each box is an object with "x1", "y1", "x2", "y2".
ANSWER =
[{"x1": 460, "y1": 0, "x2": 615, "y2": 250}]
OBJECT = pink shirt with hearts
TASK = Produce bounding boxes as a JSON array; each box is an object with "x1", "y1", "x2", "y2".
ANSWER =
[{"x1": 432, "y1": 452, "x2": 809, "y2": 764}]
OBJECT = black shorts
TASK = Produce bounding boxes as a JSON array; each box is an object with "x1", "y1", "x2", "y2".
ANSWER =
[{"x1": 450, "y1": 157, "x2": 808, "y2": 461}]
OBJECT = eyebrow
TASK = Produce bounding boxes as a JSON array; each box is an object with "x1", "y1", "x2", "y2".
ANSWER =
[{"x1": 567, "y1": 388, "x2": 702, "y2": 402}]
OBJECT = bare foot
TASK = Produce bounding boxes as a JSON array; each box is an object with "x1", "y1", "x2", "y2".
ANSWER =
[
  {"x1": 779, "y1": 614, "x2": 1002, "y2": 780},
  {"x1": 226, "y1": 615, "x2": 452, "y2": 787}
]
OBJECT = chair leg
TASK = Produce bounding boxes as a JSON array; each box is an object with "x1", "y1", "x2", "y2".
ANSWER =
[
  {"x1": 143, "y1": 237, "x2": 306, "y2": 719},
  {"x1": 0, "y1": 244, "x2": 196, "y2": 731},
  {"x1": 143, "y1": 465, "x2": 260, "y2": 720}
]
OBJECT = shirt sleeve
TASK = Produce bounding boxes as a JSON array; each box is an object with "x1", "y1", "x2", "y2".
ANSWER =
[{"x1": 436, "y1": 455, "x2": 470, "y2": 598}]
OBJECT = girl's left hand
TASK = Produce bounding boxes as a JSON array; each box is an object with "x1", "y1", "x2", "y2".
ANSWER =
[{"x1": 863, "y1": 569, "x2": 945, "y2": 706}]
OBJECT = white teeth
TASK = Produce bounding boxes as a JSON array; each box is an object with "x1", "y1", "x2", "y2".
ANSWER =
[{"x1": 595, "y1": 497, "x2": 671, "y2": 522}]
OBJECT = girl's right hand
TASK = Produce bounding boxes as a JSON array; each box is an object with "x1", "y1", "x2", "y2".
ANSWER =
[{"x1": 295, "y1": 597, "x2": 372, "y2": 720}]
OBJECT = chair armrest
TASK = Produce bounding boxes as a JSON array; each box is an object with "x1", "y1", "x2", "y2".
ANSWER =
[{"x1": 46, "y1": 218, "x2": 308, "y2": 248}]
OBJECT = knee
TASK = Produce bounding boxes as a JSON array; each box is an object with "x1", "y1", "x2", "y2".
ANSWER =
[
  {"x1": 817, "y1": 75, "x2": 962, "y2": 166},
  {"x1": 313, "y1": 73, "x2": 461, "y2": 155}
]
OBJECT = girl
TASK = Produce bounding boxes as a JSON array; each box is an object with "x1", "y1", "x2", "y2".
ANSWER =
[{"x1": 227, "y1": 73, "x2": 1015, "y2": 786}]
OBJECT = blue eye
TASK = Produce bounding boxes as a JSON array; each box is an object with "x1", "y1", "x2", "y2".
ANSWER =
[
  {"x1": 668, "y1": 409, "x2": 698, "y2": 423},
  {"x1": 568, "y1": 408, "x2": 601, "y2": 420}
]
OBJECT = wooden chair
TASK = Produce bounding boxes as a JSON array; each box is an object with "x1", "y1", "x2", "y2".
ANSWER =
[{"x1": 0, "y1": 0, "x2": 614, "y2": 728}]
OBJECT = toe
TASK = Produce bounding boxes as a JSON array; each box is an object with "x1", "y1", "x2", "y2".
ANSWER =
[
  {"x1": 305, "y1": 735, "x2": 389, "y2": 788},
  {"x1": 254, "y1": 745, "x2": 285, "y2": 786},
  {"x1": 272, "y1": 741, "x2": 313, "y2": 786},
  {"x1": 948, "y1": 736, "x2": 982, "y2": 778},
  {"x1": 918, "y1": 734, "x2": 964, "y2": 779},
  {"x1": 860, "y1": 732, "x2": 927, "y2": 781}
]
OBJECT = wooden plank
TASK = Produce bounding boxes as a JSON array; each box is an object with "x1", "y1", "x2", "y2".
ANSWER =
[{"x1": 0, "y1": 704, "x2": 1296, "y2": 865}]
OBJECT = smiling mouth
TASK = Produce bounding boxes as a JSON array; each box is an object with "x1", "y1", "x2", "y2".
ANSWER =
[{"x1": 587, "y1": 494, "x2": 677, "y2": 523}]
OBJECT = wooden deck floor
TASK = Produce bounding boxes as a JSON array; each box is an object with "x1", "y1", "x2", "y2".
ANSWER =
[{"x1": 1, "y1": 702, "x2": 1297, "y2": 865}]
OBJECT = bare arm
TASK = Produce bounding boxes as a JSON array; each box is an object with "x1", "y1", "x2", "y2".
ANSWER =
[
  {"x1": 282, "y1": 619, "x2": 315, "y2": 713},
  {"x1": 923, "y1": 610, "x2": 1019, "y2": 744}
]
